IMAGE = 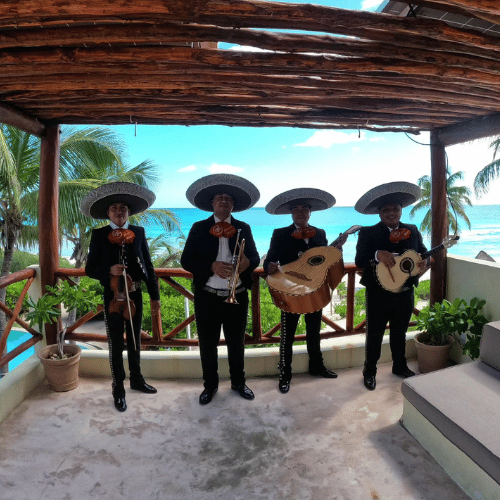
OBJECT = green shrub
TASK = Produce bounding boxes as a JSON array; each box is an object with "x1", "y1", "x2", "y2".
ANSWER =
[
  {"x1": 141, "y1": 277, "x2": 194, "y2": 339},
  {"x1": 415, "y1": 279, "x2": 430, "y2": 301},
  {"x1": 5, "y1": 280, "x2": 30, "y2": 316},
  {"x1": 334, "y1": 303, "x2": 347, "y2": 317},
  {"x1": 75, "y1": 276, "x2": 104, "y2": 317},
  {"x1": 0, "y1": 249, "x2": 73, "y2": 273}
]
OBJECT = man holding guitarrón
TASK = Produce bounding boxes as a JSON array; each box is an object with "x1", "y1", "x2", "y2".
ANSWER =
[{"x1": 264, "y1": 188, "x2": 347, "y2": 394}]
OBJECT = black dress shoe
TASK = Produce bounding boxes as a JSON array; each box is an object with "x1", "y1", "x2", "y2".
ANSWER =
[
  {"x1": 114, "y1": 396, "x2": 127, "y2": 412},
  {"x1": 231, "y1": 384, "x2": 255, "y2": 400},
  {"x1": 199, "y1": 387, "x2": 217, "y2": 405},
  {"x1": 392, "y1": 366, "x2": 416, "y2": 378},
  {"x1": 309, "y1": 366, "x2": 338, "y2": 378},
  {"x1": 363, "y1": 375, "x2": 376, "y2": 391},
  {"x1": 278, "y1": 380, "x2": 290, "y2": 394},
  {"x1": 130, "y1": 381, "x2": 157, "y2": 393}
]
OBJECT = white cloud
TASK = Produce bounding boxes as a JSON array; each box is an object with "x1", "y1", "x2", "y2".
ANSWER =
[
  {"x1": 207, "y1": 163, "x2": 244, "y2": 174},
  {"x1": 177, "y1": 165, "x2": 197, "y2": 172},
  {"x1": 361, "y1": 0, "x2": 382, "y2": 10},
  {"x1": 228, "y1": 45, "x2": 272, "y2": 53},
  {"x1": 294, "y1": 130, "x2": 365, "y2": 148}
]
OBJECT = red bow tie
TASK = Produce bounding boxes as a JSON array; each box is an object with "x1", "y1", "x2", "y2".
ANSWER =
[
  {"x1": 210, "y1": 221, "x2": 237, "y2": 238},
  {"x1": 292, "y1": 227, "x2": 316, "y2": 239}
]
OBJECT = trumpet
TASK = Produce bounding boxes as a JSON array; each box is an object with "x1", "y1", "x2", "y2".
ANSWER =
[{"x1": 225, "y1": 229, "x2": 246, "y2": 304}]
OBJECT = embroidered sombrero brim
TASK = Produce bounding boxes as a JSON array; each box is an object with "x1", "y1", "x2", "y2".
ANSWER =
[
  {"x1": 186, "y1": 174, "x2": 260, "y2": 212},
  {"x1": 354, "y1": 181, "x2": 421, "y2": 215},
  {"x1": 80, "y1": 182, "x2": 156, "y2": 219},
  {"x1": 265, "y1": 188, "x2": 336, "y2": 215}
]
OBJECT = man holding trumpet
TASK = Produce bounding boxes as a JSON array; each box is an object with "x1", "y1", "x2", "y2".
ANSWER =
[{"x1": 181, "y1": 174, "x2": 260, "y2": 405}]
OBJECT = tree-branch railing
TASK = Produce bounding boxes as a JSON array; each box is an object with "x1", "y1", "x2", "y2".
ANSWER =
[
  {"x1": 0, "y1": 264, "x2": 423, "y2": 369},
  {"x1": 59, "y1": 264, "x2": 372, "y2": 347},
  {"x1": 0, "y1": 268, "x2": 42, "y2": 369}
]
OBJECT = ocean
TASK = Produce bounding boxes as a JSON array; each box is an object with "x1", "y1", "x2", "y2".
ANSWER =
[{"x1": 145, "y1": 205, "x2": 500, "y2": 264}]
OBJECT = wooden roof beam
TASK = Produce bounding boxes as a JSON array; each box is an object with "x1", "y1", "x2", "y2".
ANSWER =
[
  {"x1": 437, "y1": 112, "x2": 500, "y2": 146},
  {"x1": 0, "y1": 102, "x2": 45, "y2": 136},
  {"x1": 2, "y1": 0, "x2": 500, "y2": 53}
]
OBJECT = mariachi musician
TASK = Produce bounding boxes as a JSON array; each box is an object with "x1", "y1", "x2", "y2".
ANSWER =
[
  {"x1": 263, "y1": 188, "x2": 347, "y2": 394},
  {"x1": 82, "y1": 182, "x2": 160, "y2": 412},
  {"x1": 181, "y1": 174, "x2": 260, "y2": 405},
  {"x1": 354, "y1": 181, "x2": 429, "y2": 391}
]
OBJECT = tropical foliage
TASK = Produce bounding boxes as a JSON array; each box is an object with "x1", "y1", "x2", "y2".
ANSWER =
[
  {"x1": 409, "y1": 168, "x2": 472, "y2": 234},
  {"x1": 0, "y1": 124, "x2": 183, "y2": 368},
  {"x1": 416, "y1": 297, "x2": 487, "y2": 359},
  {"x1": 474, "y1": 137, "x2": 500, "y2": 196}
]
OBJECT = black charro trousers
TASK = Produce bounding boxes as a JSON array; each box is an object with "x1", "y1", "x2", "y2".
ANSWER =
[
  {"x1": 103, "y1": 289, "x2": 144, "y2": 396},
  {"x1": 194, "y1": 288, "x2": 248, "y2": 390},
  {"x1": 363, "y1": 287, "x2": 414, "y2": 377}
]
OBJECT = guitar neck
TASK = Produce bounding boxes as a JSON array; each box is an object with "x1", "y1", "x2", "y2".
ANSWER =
[
  {"x1": 330, "y1": 233, "x2": 346, "y2": 247},
  {"x1": 421, "y1": 244, "x2": 445, "y2": 260}
]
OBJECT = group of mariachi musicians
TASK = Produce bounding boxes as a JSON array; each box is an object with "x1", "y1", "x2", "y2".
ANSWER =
[{"x1": 80, "y1": 176, "x2": 429, "y2": 412}]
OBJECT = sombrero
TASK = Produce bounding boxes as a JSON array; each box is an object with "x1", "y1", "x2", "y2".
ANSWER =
[
  {"x1": 265, "y1": 188, "x2": 336, "y2": 215},
  {"x1": 186, "y1": 174, "x2": 260, "y2": 212},
  {"x1": 354, "y1": 181, "x2": 421, "y2": 215},
  {"x1": 80, "y1": 181, "x2": 156, "y2": 220}
]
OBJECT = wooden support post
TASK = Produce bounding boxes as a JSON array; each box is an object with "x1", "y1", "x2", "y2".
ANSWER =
[
  {"x1": 39, "y1": 124, "x2": 60, "y2": 345},
  {"x1": 430, "y1": 129, "x2": 448, "y2": 305}
]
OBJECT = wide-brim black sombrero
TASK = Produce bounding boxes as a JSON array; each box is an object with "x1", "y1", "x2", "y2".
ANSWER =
[
  {"x1": 265, "y1": 188, "x2": 336, "y2": 215},
  {"x1": 186, "y1": 174, "x2": 260, "y2": 212},
  {"x1": 80, "y1": 181, "x2": 156, "y2": 220},
  {"x1": 354, "y1": 181, "x2": 421, "y2": 215}
]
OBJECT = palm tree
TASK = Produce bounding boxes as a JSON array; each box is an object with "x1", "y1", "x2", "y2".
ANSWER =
[
  {"x1": 148, "y1": 233, "x2": 186, "y2": 268},
  {"x1": 0, "y1": 125, "x2": 182, "y2": 370},
  {"x1": 410, "y1": 168, "x2": 472, "y2": 235},
  {"x1": 474, "y1": 137, "x2": 500, "y2": 196}
]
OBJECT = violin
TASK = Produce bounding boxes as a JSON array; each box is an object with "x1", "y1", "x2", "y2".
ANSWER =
[
  {"x1": 389, "y1": 228, "x2": 411, "y2": 243},
  {"x1": 108, "y1": 228, "x2": 136, "y2": 320},
  {"x1": 108, "y1": 273, "x2": 136, "y2": 320}
]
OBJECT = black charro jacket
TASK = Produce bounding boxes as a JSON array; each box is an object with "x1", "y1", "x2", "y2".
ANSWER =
[
  {"x1": 85, "y1": 224, "x2": 160, "y2": 301},
  {"x1": 355, "y1": 221, "x2": 427, "y2": 290},
  {"x1": 263, "y1": 224, "x2": 328, "y2": 273},
  {"x1": 180, "y1": 215, "x2": 260, "y2": 293}
]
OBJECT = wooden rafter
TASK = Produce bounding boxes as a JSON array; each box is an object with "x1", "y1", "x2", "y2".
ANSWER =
[{"x1": 0, "y1": 0, "x2": 499, "y2": 136}]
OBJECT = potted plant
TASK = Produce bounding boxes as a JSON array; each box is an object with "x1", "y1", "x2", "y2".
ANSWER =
[
  {"x1": 26, "y1": 280, "x2": 102, "y2": 391},
  {"x1": 414, "y1": 297, "x2": 488, "y2": 373}
]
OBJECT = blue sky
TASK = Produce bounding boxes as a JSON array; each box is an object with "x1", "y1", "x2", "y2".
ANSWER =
[{"x1": 111, "y1": 0, "x2": 500, "y2": 209}]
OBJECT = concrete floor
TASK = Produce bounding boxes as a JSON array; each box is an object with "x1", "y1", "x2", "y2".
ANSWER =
[{"x1": 0, "y1": 361, "x2": 469, "y2": 500}]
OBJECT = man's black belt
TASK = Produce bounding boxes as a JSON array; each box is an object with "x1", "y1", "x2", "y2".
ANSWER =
[{"x1": 203, "y1": 285, "x2": 245, "y2": 297}]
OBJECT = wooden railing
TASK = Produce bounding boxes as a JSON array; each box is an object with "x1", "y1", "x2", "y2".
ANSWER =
[
  {"x1": 0, "y1": 268, "x2": 43, "y2": 369},
  {"x1": 59, "y1": 264, "x2": 368, "y2": 347},
  {"x1": 1, "y1": 264, "x2": 422, "y2": 369}
]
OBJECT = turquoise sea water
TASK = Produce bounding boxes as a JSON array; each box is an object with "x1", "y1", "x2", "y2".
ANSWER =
[
  {"x1": 6, "y1": 330, "x2": 36, "y2": 370},
  {"x1": 148, "y1": 205, "x2": 500, "y2": 263}
]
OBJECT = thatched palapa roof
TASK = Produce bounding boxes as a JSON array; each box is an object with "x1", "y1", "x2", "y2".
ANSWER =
[{"x1": 1, "y1": 0, "x2": 500, "y2": 145}]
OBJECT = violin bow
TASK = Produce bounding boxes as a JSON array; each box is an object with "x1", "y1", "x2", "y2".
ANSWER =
[{"x1": 120, "y1": 246, "x2": 137, "y2": 351}]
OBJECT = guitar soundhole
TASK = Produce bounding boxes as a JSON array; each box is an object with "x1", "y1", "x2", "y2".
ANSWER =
[
  {"x1": 307, "y1": 255, "x2": 325, "y2": 266},
  {"x1": 400, "y1": 257, "x2": 414, "y2": 274}
]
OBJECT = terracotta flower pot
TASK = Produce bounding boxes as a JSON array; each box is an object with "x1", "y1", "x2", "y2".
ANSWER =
[
  {"x1": 414, "y1": 332, "x2": 453, "y2": 374},
  {"x1": 37, "y1": 344, "x2": 81, "y2": 392}
]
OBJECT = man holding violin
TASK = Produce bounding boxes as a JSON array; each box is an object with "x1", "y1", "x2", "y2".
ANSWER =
[
  {"x1": 82, "y1": 182, "x2": 160, "y2": 412},
  {"x1": 354, "y1": 182, "x2": 429, "y2": 391},
  {"x1": 181, "y1": 174, "x2": 260, "y2": 405}
]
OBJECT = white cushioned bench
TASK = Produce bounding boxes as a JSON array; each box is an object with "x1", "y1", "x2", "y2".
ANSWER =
[{"x1": 401, "y1": 321, "x2": 500, "y2": 500}]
